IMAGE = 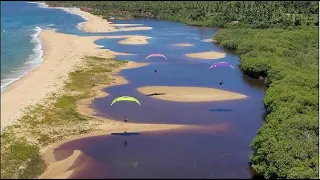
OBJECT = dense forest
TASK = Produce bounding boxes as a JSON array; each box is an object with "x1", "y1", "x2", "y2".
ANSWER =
[
  {"x1": 45, "y1": 1, "x2": 319, "y2": 28},
  {"x1": 215, "y1": 28, "x2": 319, "y2": 179},
  {"x1": 44, "y1": 1, "x2": 319, "y2": 179}
]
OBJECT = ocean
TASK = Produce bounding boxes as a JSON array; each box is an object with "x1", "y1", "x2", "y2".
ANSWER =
[{"x1": 1, "y1": 1, "x2": 86, "y2": 92}]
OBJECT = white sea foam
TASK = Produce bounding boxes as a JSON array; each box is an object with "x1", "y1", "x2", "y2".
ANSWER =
[
  {"x1": 1, "y1": 26, "x2": 44, "y2": 93},
  {"x1": 25, "y1": 26, "x2": 43, "y2": 65},
  {"x1": 31, "y1": 2, "x2": 89, "y2": 31}
]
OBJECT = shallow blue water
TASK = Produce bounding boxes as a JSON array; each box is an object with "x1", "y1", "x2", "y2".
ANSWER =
[
  {"x1": 1, "y1": 1, "x2": 85, "y2": 91},
  {"x1": 91, "y1": 19, "x2": 266, "y2": 126},
  {"x1": 61, "y1": 18, "x2": 266, "y2": 178}
]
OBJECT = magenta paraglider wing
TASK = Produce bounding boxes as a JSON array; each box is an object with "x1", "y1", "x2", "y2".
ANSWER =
[{"x1": 145, "y1": 53, "x2": 167, "y2": 60}]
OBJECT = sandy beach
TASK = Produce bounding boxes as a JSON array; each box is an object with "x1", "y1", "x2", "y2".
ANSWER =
[
  {"x1": 1, "y1": 1, "x2": 158, "y2": 130},
  {"x1": 137, "y1": 86, "x2": 248, "y2": 102},
  {"x1": 0, "y1": 30, "x2": 136, "y2": 130},
  {"x1": 174, "y1": 43, "x2": 194, "y2": 47},
  {"x1": 185, "y1": 51, "x2": 226, "y2": 60},
  {"x1": 69, "y1": 8, "x2": 152, "y2": 33}
]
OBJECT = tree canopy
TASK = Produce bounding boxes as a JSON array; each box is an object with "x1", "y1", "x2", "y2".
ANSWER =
[{"x1": 46, "y1": 1, "x2": 319, "y2": 28}]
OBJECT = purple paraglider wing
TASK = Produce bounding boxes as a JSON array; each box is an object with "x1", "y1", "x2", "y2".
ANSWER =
[
  {"x1": 145, "y1": 53, "x2": 167, "y2": 60},
  {"x1": 210, "y1": 62, "x2": 235, "y2": 70}
]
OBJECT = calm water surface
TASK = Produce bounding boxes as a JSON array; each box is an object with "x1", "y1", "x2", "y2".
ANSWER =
[{"x1": 54, "y1": 19, "x2": 266, "y2": 178}]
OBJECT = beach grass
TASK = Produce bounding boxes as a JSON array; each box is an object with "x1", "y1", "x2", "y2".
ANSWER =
[{"x1": 0, "y1": 56, "x2": 127, "y2": 179}]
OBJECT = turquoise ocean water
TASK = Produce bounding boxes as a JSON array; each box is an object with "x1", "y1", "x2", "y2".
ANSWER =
[{"x1": 1, "y1": 1, "x2": 86, "y2": 92}]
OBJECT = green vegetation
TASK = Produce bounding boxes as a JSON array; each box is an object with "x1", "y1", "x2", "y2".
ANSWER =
[
  {"x1": 0, "y1": 56, "x2": 127, "y2": 179},
  {"x1": 45, "y1": 1, "x2": 318, "y2": 29},
  {"x1": 214, "y1": 28, "x2": 319, "y2": 178}
]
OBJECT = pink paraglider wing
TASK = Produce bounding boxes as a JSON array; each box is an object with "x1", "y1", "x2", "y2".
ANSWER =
[{"x1": 210, "y1": 62, "x2": 235, "y2": 70}]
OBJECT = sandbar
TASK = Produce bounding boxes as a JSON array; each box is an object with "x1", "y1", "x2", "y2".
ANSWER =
[
  {"x1": 174, "y1": 43, "x2": 194, "y2": 47},
  {"x1": 67, "y1": 8, "x2": 152, "y2": 33},
  {"x1": 201, "y1": 39, "x2": 214, "y2": 42},
  {"x1": 185, "y1": 51, "x2": 226, "y2": 60},
  {"x1": 118, "y1": 36, "x2": 152, "y2": 45},
  {"x1": 137, "y1": 86, "x2": 248, "y2": 102}
]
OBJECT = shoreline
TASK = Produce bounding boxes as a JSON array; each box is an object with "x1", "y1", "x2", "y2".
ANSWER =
[
  {"x1": 39, "y1": 55, "x2": 227, "y2": 178},
  {"x1": 33, "y1": 1, "x2": 153, "y2": 33},
  {"x1": 1, "y1": 26, "x2": 44, "y2": 93},
  {"x1": 1, "y1": 1, "x2": 156, "y2": 130},
  {"x1": 0, "y1": 29, "x2": 135, "y2": 130},
  {"x1": 137, "y1": 86, "x2": 248, "y2": 102},
  {"x1": 1, "y1": 1, "x2": 152, "y2": 94},
  {"x1": 185, "y1": 51, "x2": 226, "y2": 60},
  {"x1": 1, "y1": 4, "x2": 220, "y2": 179}
]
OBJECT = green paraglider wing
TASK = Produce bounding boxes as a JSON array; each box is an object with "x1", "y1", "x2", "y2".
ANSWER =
[{"x1": 110, "y1": 96, "x2": 141, "y2": 106}]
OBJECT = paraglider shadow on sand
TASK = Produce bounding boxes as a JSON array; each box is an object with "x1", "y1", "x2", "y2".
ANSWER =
[{"x1": 145, "y1": 93, "x2": 167, "y2": 97}]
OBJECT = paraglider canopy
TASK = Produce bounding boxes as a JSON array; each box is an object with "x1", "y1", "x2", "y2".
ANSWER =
[
  {"x1": 210, "y1": 62, "x2": 235, "y2": 70},
  {"x1": 110, "y1": 96, "x2": 141, "y2": 106},
  {"x1": 145, "y1": 53, "x2": 167, "y2": 60}
]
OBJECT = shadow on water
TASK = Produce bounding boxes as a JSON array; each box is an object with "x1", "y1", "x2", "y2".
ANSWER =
[
  {"x1": 54, "y1": 128, "x2": 256, "y2": 179},
  {"x1": 209, "y1": 108, "x2": 233, "y2": 112},
  {"x1": 53, "y1": 18, "x2": 267, "y2": 179}
]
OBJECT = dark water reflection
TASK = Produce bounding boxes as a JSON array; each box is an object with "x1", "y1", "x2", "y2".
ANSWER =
[
  {"x1": 55, "y1": 129, "x2": 255, "y2": 179},
  {"x1": 55, "y1": 18, "x2": 266, "y2": 178}
]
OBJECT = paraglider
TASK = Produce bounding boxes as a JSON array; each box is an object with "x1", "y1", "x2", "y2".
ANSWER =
[
  {"x1": 209, "y1": 62, "x2": 235, "y2": 70},
  {"x1": 210, "y1": 62, "x2": 235, "y2": 86},
  {"x1": 145, "y1": 54, "x2": 167, "y2": 73},
  {"x1": 145, "y1": 53, "x2": 167, "y2": 60},
  {"x1": 110, "y1": 96, "x2": 141, "y2": 106}
]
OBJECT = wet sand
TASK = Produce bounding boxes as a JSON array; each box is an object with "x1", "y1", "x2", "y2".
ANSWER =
[
  {"x1": 137, "y1": 86, "x2": 248, "y2": 102},
  {"x1": 185, "y1": 51, "x2": 226, "y2": 60}
]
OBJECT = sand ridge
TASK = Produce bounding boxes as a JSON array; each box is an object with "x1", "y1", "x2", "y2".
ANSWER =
[
  {"x1": 137, "y1": 86, "x2": 248, "y2": 102},
  {"x1": 174, "y1": 43, "x2": 194, "y2": 47},
  {"x1": 185, "y1": 51, "x2": 226, "y2": 60},
  {"x1": 68, "y1": 8, "x2": 152, "y2": 33}
]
